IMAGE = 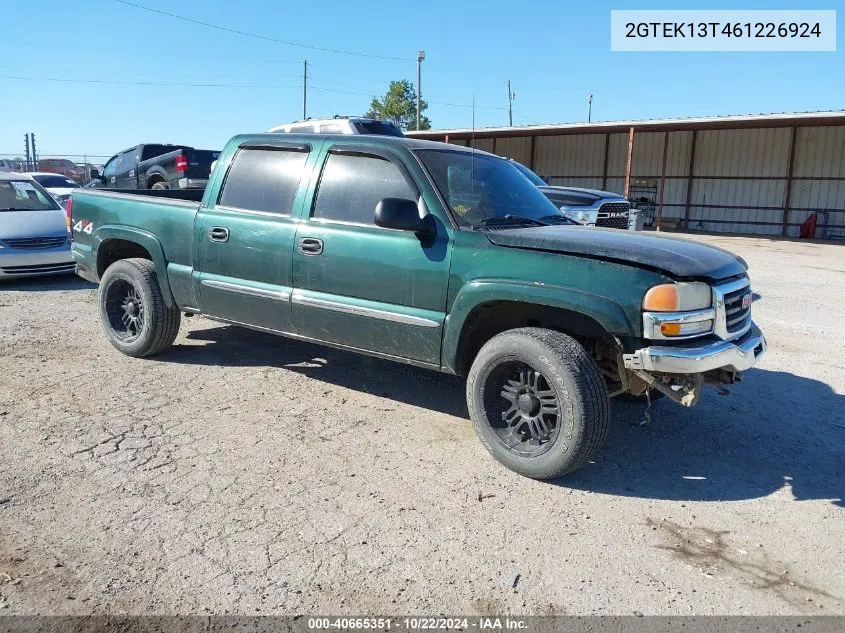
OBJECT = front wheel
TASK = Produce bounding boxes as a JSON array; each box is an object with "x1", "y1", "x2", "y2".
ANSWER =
[
  {"x1": 98, "y1": 258, "x2": 181, "y2": 357},
  {"x1": 466, "y1": 328, "x2": 610, "y2": 479}
]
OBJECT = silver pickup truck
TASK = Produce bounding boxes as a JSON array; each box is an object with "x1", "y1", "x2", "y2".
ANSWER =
[{"x1": 510, "y1": 159, "x2": 632, "y2": 230}]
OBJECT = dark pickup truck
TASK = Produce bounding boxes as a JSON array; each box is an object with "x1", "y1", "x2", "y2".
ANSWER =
[
  {"x1": 89, "y1": 143, "x2": 220, "y2": 191},
  {"x1": 69, "y1": 133, "x2": 766, "y2": 480}
]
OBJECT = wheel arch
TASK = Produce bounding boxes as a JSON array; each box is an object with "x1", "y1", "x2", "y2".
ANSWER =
[
  {"x1": 93, "y1": 226, "x2": 175, "y2": 308},
  {"x1": 444, "y1": 280, "x2": 634, "y2": 376},
  {"x1": 146, "y1": 173, "x2": 167, "y2": 188}
]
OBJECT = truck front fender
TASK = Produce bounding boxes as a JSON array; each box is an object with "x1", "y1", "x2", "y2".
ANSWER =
[
  {"x1": 442, "y1": 279, "x2": 635, "y2": 374},
  {"x1": 92, "y1": 225, "x2": 176, "y2": 308}
]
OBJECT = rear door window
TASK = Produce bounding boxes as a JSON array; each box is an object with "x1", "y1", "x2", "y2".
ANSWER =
[
  {"x1": 102, "y1": 156, "x2": 118, "y2": 178},
  {"x1": 218, "y1": 148, "x2": 309, "y2": 215},
  {"x1": 312, "y1": 152, "x2": 415, "y2": 225},
  {"x1": 117, "y1": 149, "x2": 137, "y2": 172}
]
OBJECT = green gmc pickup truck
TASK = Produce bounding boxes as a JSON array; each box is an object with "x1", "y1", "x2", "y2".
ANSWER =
[{"x1": 70, "y1": 133, "x2": 766, "y2": 479}]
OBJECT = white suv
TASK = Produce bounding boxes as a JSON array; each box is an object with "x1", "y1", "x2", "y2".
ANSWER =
[{"x1": 268, "y1": 116, "x2": 404, "y2": 137}]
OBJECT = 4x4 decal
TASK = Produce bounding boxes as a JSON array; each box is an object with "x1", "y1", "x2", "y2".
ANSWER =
[{"x1": 73, "y1": 220, "x2": 94, "y2": 235}]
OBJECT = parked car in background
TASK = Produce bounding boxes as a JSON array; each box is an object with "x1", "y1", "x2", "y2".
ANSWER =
[
  {"x1": 0, "y1": 173, "x2": 74, "y2": 279},
  {"x1": 88, "y1": 144, "x2": 220, "y2": 190},
  {"x1": 29, "y1": 172, "x2": 81, "y2": 208},
  {"x1": 509, "y1": 159, "x2": 633, "y2": 230},
  {"x1": 268, "y1": 116, "x2": 404, "y2": 137},
  {"x1": 0, "y1": 159, "x2": 24, "y2": 173},
  {"x1": 37, "y1": 158, "x2": 81, "y2": 181}
]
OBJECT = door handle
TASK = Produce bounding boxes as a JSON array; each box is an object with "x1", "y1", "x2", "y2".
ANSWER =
[
  {"x1": 297, "y1": 237, "x2": 324, "y2": 256},
  {"x1": 208, "y1": 226, "x2": 230, "y2": 243}
]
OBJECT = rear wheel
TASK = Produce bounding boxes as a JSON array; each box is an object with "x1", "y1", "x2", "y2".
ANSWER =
[
  {"x1": 466, "y1": 327, "x2": 610, "y2": 479},
  {"x1": 98, "y1": 258, "x2": 180, "y2": 357},
  {"x1": 150, "y1": 180, "x2": 169, "y2": 190}
]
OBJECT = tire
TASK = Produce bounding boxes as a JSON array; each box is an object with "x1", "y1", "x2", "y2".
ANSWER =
[
  {"x1": 98, "y1": 258, "x2": 181, "y2": 357},
  {"x1": 150, "y1": 180, "x2": 169, "y2": 190},
  {"x1": 466, "y1": 327, "x2": 610, "y2": 480}
]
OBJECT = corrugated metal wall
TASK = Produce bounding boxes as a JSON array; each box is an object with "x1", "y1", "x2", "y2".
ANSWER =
[
  {"x1": 453, "y1": 124, "x2": 845, "y2": 238},
  {"x1": 789, "y1": 126, "x2": 845, "y2": 237}
]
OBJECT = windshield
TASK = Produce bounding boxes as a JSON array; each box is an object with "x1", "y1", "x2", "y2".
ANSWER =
[
  {"x1": 0, "y1": 180, "x2": 61, "y2": 211},
  {"x1": 32, "y1": 174, "x2": 80, "y2": 189},
  {"x1": 416, "y1": 149, "x2": 563, "y2": 228},
  {"x1": 510, "y1": 160, "x2": 547, "y2": 187}
]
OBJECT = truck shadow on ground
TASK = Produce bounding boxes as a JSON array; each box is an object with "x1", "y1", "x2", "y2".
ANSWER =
[
  {"x1": 167, "y1": 324, "x2": 844, "y2": 506},
  {"x1": 168, "y1": 324, "x2": 469, "y2": 418},
  {"x1": 564, "y1": 368, "x2": 844, "y2": 506}
]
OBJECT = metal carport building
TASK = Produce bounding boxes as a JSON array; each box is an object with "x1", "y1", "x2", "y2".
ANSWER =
[{"x1": 406, "y1": 111, "x2": 845, "y2": 238}]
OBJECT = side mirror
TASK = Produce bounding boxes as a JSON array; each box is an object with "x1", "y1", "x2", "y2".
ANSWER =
[
  {"x1": 374, "y1": 198, "x2": 434, "y2": 236},
  {"x1": 89, "y1": 168, "x2": 101, "y2": 180}
]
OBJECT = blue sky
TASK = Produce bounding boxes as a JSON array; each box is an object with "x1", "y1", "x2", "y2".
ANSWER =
[{"x1": 1, "y1": 0, "x2": 841, "y2": 162}]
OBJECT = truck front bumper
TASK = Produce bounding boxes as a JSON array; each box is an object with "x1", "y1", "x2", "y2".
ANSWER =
[{"x1": 623, "y1": 322, "x2": 766, "y2": 375}]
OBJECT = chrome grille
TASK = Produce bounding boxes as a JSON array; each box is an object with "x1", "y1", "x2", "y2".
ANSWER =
[
  {"x1": 723, "y1": 286, "x2": 752, "y2": 333},
  {"x1": 2, "y1": 236, "x2": 68, "y2": 249},
  {"x1": 713, "y1": 277, "x2": 752, "y2": 340},
  {"x1": 596, "y1": 202, "x2": 630, "y2": 229}
]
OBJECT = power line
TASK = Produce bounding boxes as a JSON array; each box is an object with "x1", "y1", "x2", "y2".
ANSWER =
[
  {"x1": 11, "y1": 42, "x2": 303, "y2": 66},
  {"x1": 113, "y1": 0, "x2": 411, "y2": 61},
  {"x1": 0, "y1": 64, "x2": 302, "y2": 82},
  {"x1": 0, "y1": 75, "x2": 301, "y2": 89}
]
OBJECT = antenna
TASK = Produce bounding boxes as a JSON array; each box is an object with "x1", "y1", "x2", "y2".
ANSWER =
[
  {"x1": 471, "y1": 93, "x2": 476, "y2": 193},
  {"x1": 302, "y1": 59, "x2": 308, "y2": 119},
  {"x1": 471, "y1": 93, "x2": 476, "y2": 142}
]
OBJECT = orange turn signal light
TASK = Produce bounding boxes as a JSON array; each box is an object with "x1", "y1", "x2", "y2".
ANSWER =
[{"x1": 660, "y1": 323, "x2": 682, "y2": 336}]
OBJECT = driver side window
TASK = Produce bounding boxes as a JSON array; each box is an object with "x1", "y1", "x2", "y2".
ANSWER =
[{"x1": 312, "y1": 153, "x2": 416, "y2": 225}]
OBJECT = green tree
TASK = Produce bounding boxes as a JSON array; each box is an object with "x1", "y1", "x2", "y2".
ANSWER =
[{"x1": 365, "y1": 79, "x2": 431, "y2": 131}]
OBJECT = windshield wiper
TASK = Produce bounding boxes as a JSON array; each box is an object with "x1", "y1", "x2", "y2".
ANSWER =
[
  {"x1": 473, "y1": 214, "x2": 548, "y2": 229},
  {"x1": 538, "y1": 214, "x2": 579, "y2": 225}
]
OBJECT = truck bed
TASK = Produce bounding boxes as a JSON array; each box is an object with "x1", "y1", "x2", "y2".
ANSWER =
[{"x1": 70, "y1": 189, "x2": 201, "y2": 279}]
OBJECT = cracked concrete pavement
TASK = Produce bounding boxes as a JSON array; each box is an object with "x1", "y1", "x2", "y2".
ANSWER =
[{"x1": 0, "y1": 234, "x2": 842, "y2": 615}]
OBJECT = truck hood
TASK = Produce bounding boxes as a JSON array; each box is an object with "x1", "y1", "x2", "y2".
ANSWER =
[
  {"x1": 485, "y1": 226, "x2": 747, "y2": 280},
  {"x1": 0, "y1": 209, "x2": 68, "y2": 240},
  {"x1": 538, "y1": 185, "x2": 626, "y2": 200}
]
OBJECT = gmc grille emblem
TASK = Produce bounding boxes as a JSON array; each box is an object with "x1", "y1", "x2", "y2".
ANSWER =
[{"x1": 741, "y1": 293, "x2": 752, "y2": 309}]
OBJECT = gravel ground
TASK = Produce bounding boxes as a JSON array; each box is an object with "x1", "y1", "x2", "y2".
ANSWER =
[{"x1": 0, "y1": 233, "x2": 842, "y2": 616}]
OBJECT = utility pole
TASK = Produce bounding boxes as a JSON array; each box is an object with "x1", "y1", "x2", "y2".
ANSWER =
[
  {"x1": 30, "y1": 133, "x2": 37, "y2": 170},
  {"x1": 416, "y1": 50, "x2": 425, "y2": 131},
  {"x1": 507, "y1": 80, "x2": 516, "y2": 126},
  {"x1": 302, "y1": 60, "x2": 308, "y2": 120},
  {"x1": 587, "y1": 93, "x2": 593, "y2": 123},
  {"x1": 24, "y1": 133, "x2": 31, "y2": 171}
]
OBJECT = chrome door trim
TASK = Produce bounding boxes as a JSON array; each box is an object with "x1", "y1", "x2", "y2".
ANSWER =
[
  {"x1": 201, "y1": 279, "x2": 291, "y2": 301},
  {"x1": 291, "y1": 291, "x2": 440, "y2": 328}
]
